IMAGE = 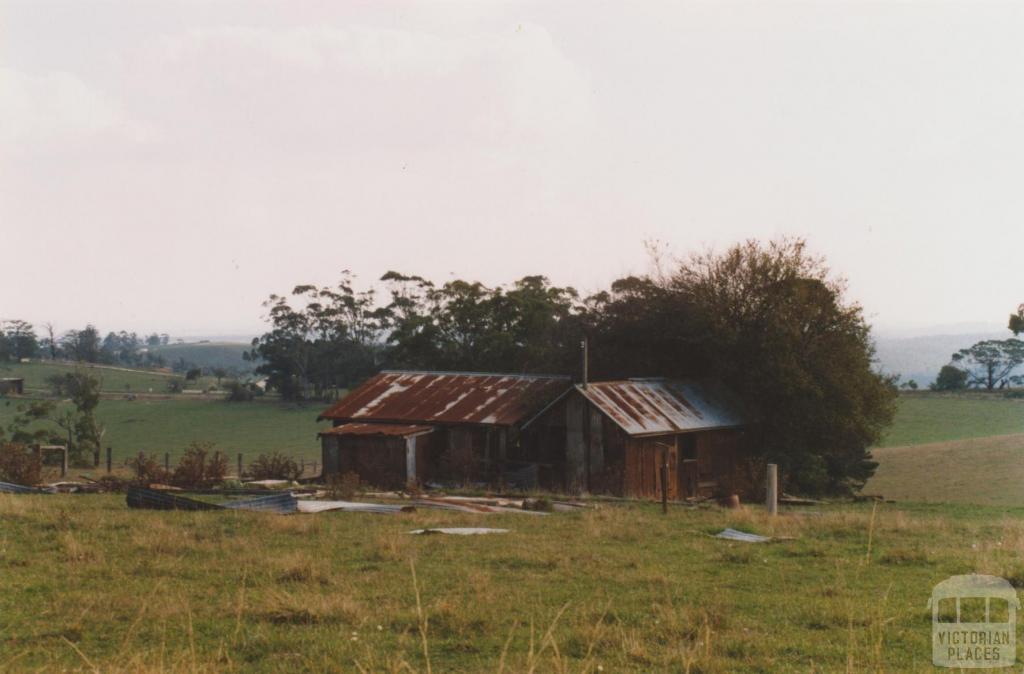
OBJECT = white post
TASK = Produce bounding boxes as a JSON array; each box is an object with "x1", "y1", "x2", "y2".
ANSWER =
[
  {"x1": 766, "y1": 463, "x2": 778, "y2": 516},
  {"x1": 405, "y1": 436, "x2": 417, "y2": 485}
]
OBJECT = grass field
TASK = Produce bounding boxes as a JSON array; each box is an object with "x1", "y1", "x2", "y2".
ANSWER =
[
  {"x1": 0, "y1": 397, "x2": 329, "y2": 463},
  {"x1": 0, "y1": 361, "x2": 180, "y2": 394},
  {"x1": 876, "y1": 392, "x2": 1024, "y2": 448},
  {"x1": 3, "y1": 495, "x2": 1018, "y2": 672},
  {"x1": 864, "y1": 392, "x2": 1024, "y2": 506},
  {"x1": 867, "y1": 433, "x2": 1024, "y2": 506}
]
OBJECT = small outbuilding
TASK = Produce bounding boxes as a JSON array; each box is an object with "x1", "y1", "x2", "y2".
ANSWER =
[
  {"x1": 317, "y1": 370, "x2": 572, "y2": 488},
  {"x1": 521, "y1": 378, "x2": 751, "y2": 500},
  {"x1": 0, "y1": 378, "x2": 25, "y2": 395}
]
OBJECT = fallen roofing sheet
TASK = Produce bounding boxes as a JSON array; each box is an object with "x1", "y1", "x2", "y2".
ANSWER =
[
  {"x1": 575, "y1": 378, "x2": 746, "y2": 436},
  {"x1": 296, "y1": 500, "x2": 414, "y2": 514},
  {"x1": 222, "y1": 492, "x2": 298, "y2": 513},
  {"x1": 715, "y1": 528, "x2": 771, "y2": 543},
  {"x1": 319, "y1": 371, "x2": 572, "y2": 426},
  {"x1": 0, "y1": 480, "x2": 46, "y2": 494},
  {"x1": 411, "y1": 498, "x2": 548, "y2": 516},
  {"x1": 319, "y1": 422, "x2": 435, "y2": 438},
  {"x1": 409, "y1": 527, "x2": 510, "y2": 535},
  {"x1": 126, "y1": 487, "x2": 298, "y2": 513}
]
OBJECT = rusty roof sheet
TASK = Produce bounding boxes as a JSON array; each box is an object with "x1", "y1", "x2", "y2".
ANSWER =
[
  {"x1": 319, "y1": 422, "x2": 435, "y2": 438},
  {"x1": 319, "y1": 371, "x2": 572, "y2": 426},
  {"x1": 576, "y1": 379, "x2": 746, "y2": 436}
]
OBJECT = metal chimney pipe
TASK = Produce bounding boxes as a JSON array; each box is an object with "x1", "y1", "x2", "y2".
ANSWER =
[{"x1": 581, "y1": 337, "x2": 589, "y2": 387}]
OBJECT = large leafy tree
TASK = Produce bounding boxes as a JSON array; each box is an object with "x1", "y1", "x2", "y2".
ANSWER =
[
  {"x1": 379, "y1": 272, "x2": 582, "y2": 374},
  {"x1": 0, "y1": 320, "x2": 39, "y2": 361},
  {"x1": 46, "y1": 370, "x2": 104, "y2": 465},
  {"x1": 249, "y1": 273, "x2": 388, "y2": 400},
  {"x1": 1011, "y1": 304, "x2": 1024, "y2": 335},
  {"x1": 951, "y1": 339, "x2": 1024, "y2": 389},
  {"x1": 61, "y1": 325, "x2": 102, "y2": 363},
  {"x1": 584, "y1": 239, "x2": 896, "y2": 495}
]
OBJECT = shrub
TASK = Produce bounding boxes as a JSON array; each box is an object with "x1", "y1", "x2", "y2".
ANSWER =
[
  {"x1": 172, "y1": 442, "x2": 228, "y2": 487},
  {"x1": 126, "y1": 452, "x2": 169, "y2": 484},
  {"x1": 933, "y1": 365, "x2": 968, "y2": 391},
  {"x1": 249, "y1": 452, "x2": 302, "y2": 481},
  {"x1": 224, "y1": 380, "x2": 255, "y2": 402},
  {"x1": 326, "y1": 471, "x2": 359, "y2": 500},
  {"x1": 523, "y1": 497, "x2": 553, "y2": 512},
  {"x1": 0, "y1": 442, "x2": 42, "y2": 485}
]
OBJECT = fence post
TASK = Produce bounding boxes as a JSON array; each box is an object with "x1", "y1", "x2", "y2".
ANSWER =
[
  {"x1": 300, "y1": 458, "x2": 305, "y2": 477},
  {"x1": 106, "y1": 446, "x2": 112, "y2": 474},
  {"x1": 165, "y1": 452, "x2": 170, "y2": 472},
  {"x1": 660, "y1": 447, "x2": 668, "y2": 515},
  {"x1": 237, "y1": 453, "x2": 243, "y2": 480},
  {"x1": 766, "y1": 463, "x2": 778, "y2": 516},
  {"x1": 61, "y1": 447, "x2": 68, "y2": 478},
  {"x1": 93, "y1": 448, "x2": 99, "y2": 467}
]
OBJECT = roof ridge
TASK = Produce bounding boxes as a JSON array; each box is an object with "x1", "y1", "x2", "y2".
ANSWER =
[{"x1": 379, "y1": 370, "x2": 570, "y2": 379}]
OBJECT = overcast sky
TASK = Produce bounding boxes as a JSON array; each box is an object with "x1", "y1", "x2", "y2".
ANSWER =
[{"x1": 2, "y1": 1, "x2": 1022, "y2": 338}]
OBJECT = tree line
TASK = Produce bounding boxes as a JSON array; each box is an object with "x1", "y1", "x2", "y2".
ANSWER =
[
  {"x1": 250, "y1": 238, "x2": 897, "y2": 495},
  {"x1": 928, "y1": 308, "x2": 1024, "y2": 391},
  {"x1": 0, "y1": 322, "x2": 171, "y2": 368}
]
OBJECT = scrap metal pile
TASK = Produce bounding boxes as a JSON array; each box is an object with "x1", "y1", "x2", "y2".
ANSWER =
[{"x1": 1, "y1": 476, "x2": 589, "y2": 517}]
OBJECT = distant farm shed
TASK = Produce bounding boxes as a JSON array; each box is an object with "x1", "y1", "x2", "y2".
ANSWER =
[
  {"x1": 317, "y1": 371, "x2": 572, "y2": 488},
  {"x1": 522, "y1": 378, "x2": 751, "y2": 500},
  {"x1": 0, "y1": 378, "x2": 25, "y2": 395}
]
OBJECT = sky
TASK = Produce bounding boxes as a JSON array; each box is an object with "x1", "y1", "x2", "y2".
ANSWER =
[{"x1": 2, "y1": 1, "x2": 1023, "y2": 339}]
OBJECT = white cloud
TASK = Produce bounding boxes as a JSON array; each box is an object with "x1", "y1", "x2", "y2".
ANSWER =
[
  {"x1": 131, "y1": 24, "x2": 594, "y2": 156},
  {"x1": 0, "y1": 68, "x2": 149, "y2": 151}
]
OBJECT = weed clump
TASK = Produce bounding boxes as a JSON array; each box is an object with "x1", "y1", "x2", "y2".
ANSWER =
[
  {"x1": 0, "y1": 442, "x2": 42, "y2": 485},
  {"x1": 249, "y1": 452, "x2": 302, "y2": 481}
]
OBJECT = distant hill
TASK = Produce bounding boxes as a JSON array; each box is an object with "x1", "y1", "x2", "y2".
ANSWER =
[
  {"x1": 149, "y1": 341, "x2": 253, "y2": 373},
  {"x1": 873, "y1": 330, "x2": 1011, "y2": 386}
]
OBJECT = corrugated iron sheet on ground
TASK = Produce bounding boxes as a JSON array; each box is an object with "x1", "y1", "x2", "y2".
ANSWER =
[
  {"x1": 319, "y1": 423, "x2": 435, "y2": 438},
  {"x1": 296, "y1": 500, "x2": 413, "y2": 514},
  {"x1": 575, "y1": 379, "x2": 746, "y2": 436},
  {"x1": 715, "y1": 528, "x2": 771, "y2": 543},
  {"x1": 222, "y1": 492, "x2": 298, "y2": 513},
  {"x1": 126, "y1": 487, "x2": 297, "y2": 513},
  {"x1": 410, "y1": 497, "x2": 548, "y2": 516},
  {"x1": 409, "y1": 527, "x2": 510, "y2": 535},
  {"x1": 319, "y1": 371, "x2": 572, "y2": 426},
  {"x1": 0, "y1": 480, "x2": 45, "y2": 494}
]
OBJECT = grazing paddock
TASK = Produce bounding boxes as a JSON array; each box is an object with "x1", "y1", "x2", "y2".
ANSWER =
[
  {"x1": 1, "y1": 495, "x2": 1016, "y2": 672},
  {"x1": 0, "y1": 398, "x2": 328, "y2": 463},
  {"x1": 877, "y1": 392, "x2": 1024, "y2": 448},
  {"x1": 867, "y1": 433, "x2": 1024, "y2": 507}
]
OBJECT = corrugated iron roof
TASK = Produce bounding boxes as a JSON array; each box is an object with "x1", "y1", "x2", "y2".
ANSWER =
[
  {"x1": 576, "y1": 378, "x2": 746, "y2": 436},
  {"x1": 319, "y1": 422, "x2": 435, "y2": 438},
  {"x1": 319, "y1": 371, "x2": 572, "y2": 426}
]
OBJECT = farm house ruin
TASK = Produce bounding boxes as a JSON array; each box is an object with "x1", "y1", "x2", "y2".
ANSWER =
[
  {"x1": 521, "y1": 378, "x2": 751, "y2": 499},
  {"x1": 318, "y1": 370, "x2": 752, "y2": 499},
  {"x1": 317, "y1": 371, "x2": 572, "y2": 489}
]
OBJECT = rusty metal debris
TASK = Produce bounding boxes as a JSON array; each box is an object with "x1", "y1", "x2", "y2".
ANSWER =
[
  {"x1": 411, "y1": 496, "x2": 548, "y2": 515},
  {"x1": 319, "y1": 423, "x2": 434, "y2": 438},
  {"x1": 126, "y1": 487, "x2": 298, "y2": 513}
]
